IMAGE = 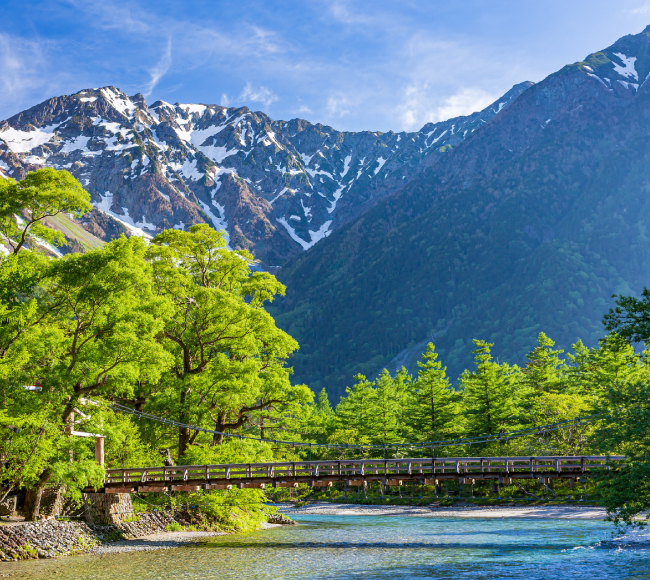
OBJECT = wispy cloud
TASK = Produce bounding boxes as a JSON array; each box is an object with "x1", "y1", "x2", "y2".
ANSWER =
[
  {"x1": 399, "y1": 85, "x2": 498, "y2": 130},
  {"x1": 222, "y1": 83, "x2": 278, "y2": 109},
  {"x1": 143, "y1": 38, "x2": 172, "y2": 97},
  {"x1": 628, "y1": 2, "x2": 650, "y2": 14},
  {"x1": 240, "y1": 83, "x2": 278, "y2": 107},
  {"x1": 329, "y1": 0, "x2": 373, "y2": 24},
  {"x1": 326, "y1": 94, "x2": 354, "y2": 117},
  {"x1": 3, "y1": 0, "x2": 624, "y2": 131},
  {"x1": 62, "y1": 0, "x2": 152, "y2": 33},
  {"x1": 0, "y1": 33, "x2": 71, "y2": 118}
]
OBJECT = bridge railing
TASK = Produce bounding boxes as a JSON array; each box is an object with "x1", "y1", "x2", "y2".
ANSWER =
[{"x1": 104, "y1": 455, "x2": 625, "y2": 487}]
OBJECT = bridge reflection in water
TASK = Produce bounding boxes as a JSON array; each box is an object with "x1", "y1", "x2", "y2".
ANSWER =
[{"x1": 99, "y1": 455, "x2": 623, "y2": 493}]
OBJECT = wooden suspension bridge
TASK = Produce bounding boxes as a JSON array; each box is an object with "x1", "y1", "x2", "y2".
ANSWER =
[{"x1": 98, "y1": 455, "x2": 624, "y2": 494}]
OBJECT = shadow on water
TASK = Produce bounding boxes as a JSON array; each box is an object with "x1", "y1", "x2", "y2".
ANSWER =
[{"x1": 201, "y1": 539, "x2": 604, "y2": 552}]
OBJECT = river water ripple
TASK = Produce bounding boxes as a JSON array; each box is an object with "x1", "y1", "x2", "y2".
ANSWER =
[{"x1": 6, "y1": 515, "x2": 650, "y2": 579}]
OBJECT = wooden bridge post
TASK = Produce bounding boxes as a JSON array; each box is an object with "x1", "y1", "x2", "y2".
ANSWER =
[{"x1": 95, "y1": 437, "x2": 105, "y2": 466}]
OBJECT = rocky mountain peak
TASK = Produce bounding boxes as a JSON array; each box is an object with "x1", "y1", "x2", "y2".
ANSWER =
[{"x1": 0, "y1": 82, "x2": 531, "y2": 265}]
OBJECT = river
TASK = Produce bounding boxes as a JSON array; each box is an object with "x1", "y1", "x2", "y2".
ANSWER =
[{"x1": 6, "y1": 515, "x2": 650, "y2": 579}]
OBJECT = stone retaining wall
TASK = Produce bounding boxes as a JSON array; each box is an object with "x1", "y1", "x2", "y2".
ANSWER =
[
  {"x1": 0, "y1": 511, "x2": 178, "y2": 561},
  {"x1": 83, "y1": 493, "x2": 135, "y2": 525}
]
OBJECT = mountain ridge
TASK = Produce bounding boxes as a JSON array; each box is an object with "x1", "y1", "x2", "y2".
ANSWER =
[{"x1": 0, "y1": 82, "x2": 531, "y2": 265}]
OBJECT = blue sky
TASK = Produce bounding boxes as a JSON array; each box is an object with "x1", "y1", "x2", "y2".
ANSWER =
[{"x1": 2, "y1": 0, "x2": 650, "y2": 131}]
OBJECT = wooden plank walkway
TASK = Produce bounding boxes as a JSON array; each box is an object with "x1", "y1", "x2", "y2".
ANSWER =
[{"x1": 100, "y1": 455, "x2": 624, "y2": 493}]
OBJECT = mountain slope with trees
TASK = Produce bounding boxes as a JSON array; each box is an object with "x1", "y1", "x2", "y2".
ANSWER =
[{"x1": 272, "y1": 25, "x2": 650, "y2": 400}]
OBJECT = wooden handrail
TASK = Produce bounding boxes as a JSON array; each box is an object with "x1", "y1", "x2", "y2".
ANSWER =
[{"x1": 103, "y1": 455, "x2": 625, "y2": 489}]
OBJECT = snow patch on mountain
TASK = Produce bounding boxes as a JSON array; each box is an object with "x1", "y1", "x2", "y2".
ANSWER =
[{"x1": 612, "y1": 53, "x2": 638, "y2": 80}]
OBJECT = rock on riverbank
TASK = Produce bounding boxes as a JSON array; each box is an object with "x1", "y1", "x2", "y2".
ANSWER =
[
  {"x1": 0, "y1": 511, "x2": 180, "y2": 561},
  {"x1": 0, "y1": 509, "x2": 296, "y2": 561}
]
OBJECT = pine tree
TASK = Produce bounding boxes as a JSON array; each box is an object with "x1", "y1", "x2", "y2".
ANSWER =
[
  {"x1": 334, "y1": 374, "x2": 376, "y2": 445},
  {"x1": 522, "y1": 332, "x2": 566, "y2": 394},
  {"x1": 460, "y1": 340, "x2": 520, "y2": 438},
  {"x1": 372, "y1": 369, "x2": 402, "y2": 446},
  {"x1": 408, "y1": 343, "x2": 458, "y2": 443}
]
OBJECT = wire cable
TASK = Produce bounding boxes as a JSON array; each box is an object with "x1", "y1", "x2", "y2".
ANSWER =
[{"x1": 109, "y1": 402, "x2": 603, "y2": 452}]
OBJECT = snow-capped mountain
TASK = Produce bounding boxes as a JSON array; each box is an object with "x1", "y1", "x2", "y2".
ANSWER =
[{"x1": 0, "y1": 82, "x2": 530, "y2": 265}]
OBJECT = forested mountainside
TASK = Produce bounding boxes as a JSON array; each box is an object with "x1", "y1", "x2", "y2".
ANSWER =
[
  {"x1": 272, "y1": 25, "x2": 650, "y2": 400},
  {"x1": 0, "y1": 82, "x2": 529, "y2": 266}
]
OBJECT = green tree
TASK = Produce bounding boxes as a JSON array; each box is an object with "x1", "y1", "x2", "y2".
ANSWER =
[
  {"x1": 334, "y1": 373, "x2": 376, "y2": 448},
  {"x1": 592, "y1": 352, "x2": 650, "y2": 528},
  {"x1": 460, "y1": 340, "x2": 521, "y2": 438},
  {"x1": 0, "y1": 168, "x2": 91, "y2": 254},
  {"x1": 305, "y1": 388, "x2": 336, "y2": 445},
  {"x1": 603, "y1": 287, "x2": 650, "y2": 343},
  {"x1": 5, "y1": 236, "x2": 171, "y2": 518},
  {"x1": 408, "y1": 343, "x2": 458, "y2": 443},
  {"x1": 567, "y1": 334, "x2": 642, "y2": 397},
  {"x1": 147, "y1": 225, "x2": 302, "y2": 457},
  {"x1": 371, "y1": 368, "x2": 404, "y2": 446},
  {"x1": 522, "y1": 332, "x2": 566, "y2": 395}
]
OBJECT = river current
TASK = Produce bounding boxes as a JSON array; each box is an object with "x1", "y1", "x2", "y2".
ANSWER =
[{"x1": 6, "y1": 515, "x2": 650, "y2": 579}]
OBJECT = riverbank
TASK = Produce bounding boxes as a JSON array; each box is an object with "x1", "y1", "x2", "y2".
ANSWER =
[
  {"x1": 279, "y1": 502, "x2": 608, "y2": 519},
  {"x1": 89, "y1": 522, "x2": 282, "y2": 555},
  {"x1": 0, "y1": 511, "x2": 291, "y2": 562}
]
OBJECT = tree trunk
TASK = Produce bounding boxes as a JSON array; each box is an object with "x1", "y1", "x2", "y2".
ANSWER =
[
  {"x1": 178, "y1": 386, "x2": 192, "y2": 458},
  {"x1": 212, "y1": 412, "x2": 226, "y2": 446},
  {"x1": 24, "y1": 468, "x2": 52, "y2": 521}
]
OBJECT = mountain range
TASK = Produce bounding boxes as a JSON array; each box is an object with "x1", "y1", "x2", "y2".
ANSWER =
[
  {"x1": 3, "y1": 26, "x2": 650, "y2": 400},
  {"x1": 0, "y1": 80, "x2": 528, "y2": 266}
]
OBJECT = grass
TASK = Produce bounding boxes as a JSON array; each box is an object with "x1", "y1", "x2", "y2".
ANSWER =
[{"x1": 165, "y1": 522, "x2": 184, "y2": 532}]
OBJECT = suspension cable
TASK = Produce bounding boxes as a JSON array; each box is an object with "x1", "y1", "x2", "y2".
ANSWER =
[{"x1": 110, "y1": 402, "x2": 604, "y2": 452}]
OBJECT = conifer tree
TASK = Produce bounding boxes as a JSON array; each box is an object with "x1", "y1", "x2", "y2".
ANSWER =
[
  {"x1": 333, "y1": 374, "x2": 375, "y2": 448},
  {"x1": 372, "y1": 369, "x2": 403, "y2": 446},
  {"x1": 522, "y1": 332, "x2": 566, "y2": 394},
  {"x1": 460, "y1": 340, "x2": 520, "y2": 438},
  {"x1": 408, "y1": 343, "x2": 458, "y2": 442}
]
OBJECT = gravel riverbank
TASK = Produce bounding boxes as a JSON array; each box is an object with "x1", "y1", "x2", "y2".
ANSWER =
[
  {"x1": 90, "y1": 522, "x2": 282, "y2": 555},
  {"x1": 279, "y1": 502, "x2": 608, "y2": 519},
  {"x1": 0, "y1": 512, "x2": 289, "y2": 562}
]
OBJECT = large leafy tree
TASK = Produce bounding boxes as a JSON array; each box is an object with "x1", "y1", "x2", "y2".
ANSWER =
[
  {"x1": 19, "y1": 236, "x2": 171, "y2": 518},
  {"x1": 147, "y1": 225, "x2": 304, "y2": 457},
  {"x1": 0, "y1": 168, "x2": 91, "y2": 254},
  {"x1": 39, "y1": 236, "x2": 172, "y2": 424}
]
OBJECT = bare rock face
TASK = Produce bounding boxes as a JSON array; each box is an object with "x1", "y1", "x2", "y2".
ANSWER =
[{"x1": 0, "y1": 83, "x2": 531, "y2": 265}]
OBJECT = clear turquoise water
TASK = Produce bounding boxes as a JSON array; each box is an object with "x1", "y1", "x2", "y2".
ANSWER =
[{"x1": 7, "y1": 515, "x2": 650, "y2": 579}]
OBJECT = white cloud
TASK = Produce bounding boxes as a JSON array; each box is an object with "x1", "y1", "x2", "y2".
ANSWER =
[
  {"x1": 143, "y1": 38, "x2": 172, "y2": 97},
  {"x1": 326, "y1": 95, "x2": 353, "y2": 117},
  {"x1": 329, "y1": 1, "x2": 373, "y2": 24},
  {"x1": 0, "y1": 34, "x2": 71, "y2": 119},
  {"x1": 221, "y1": 83, "x2": 278, "y2": 109},
  {"x1": 628, "y1": 2, "x2": 650, "y2": 14},
  {"x1": 399, "y1": 85, "x2": 498, "y2": 130},
  {"x1": 239, "y1": 83, "x2": 278, "y2": 107}
]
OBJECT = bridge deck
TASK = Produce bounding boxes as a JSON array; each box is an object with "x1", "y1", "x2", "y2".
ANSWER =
[{"x1": 99, "y1": 455, "x2": 624, "y2": 493}]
